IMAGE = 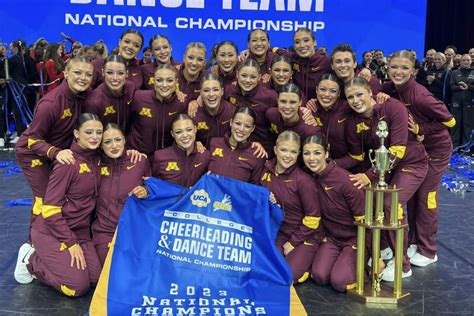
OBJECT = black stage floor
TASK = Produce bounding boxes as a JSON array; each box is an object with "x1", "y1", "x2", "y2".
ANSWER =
[{"x1": 1, "y1": 150, "x2": 473, "y2": 315}]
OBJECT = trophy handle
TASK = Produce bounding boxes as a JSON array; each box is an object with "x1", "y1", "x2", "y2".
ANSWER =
[{"x1": 368, "y1": 149, "x2": 376, "y2": 167}]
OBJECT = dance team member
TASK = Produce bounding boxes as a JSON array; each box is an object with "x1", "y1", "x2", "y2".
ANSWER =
[
  {"x1": 383, "y1": 50, "x2": 455, "y2": 267},
  {"x1": 344, "y1": 77, "x2": 429, "y2": 281},
  {"x1": 247, "y1": 29, "x2": 277, "y2": 77},
  {"x1": 16, "y1": 57, "x2": 93, "y2": 229},
  {"x1": 266, "y1": 84, "x2": 321, "y2": 140},
  {"x1": 211, "y1": 41, "x2": 239, "y2": 90},
  {"x1": 307, "y1": 74, "x2": 351, "y2": 166},
  {"x1": 278, "y1": 27, "x2": 331, "y2": 100},
  {"x1": 92, "y1": 124, "x2": 150, "y2": 265},
  {"x1": 224, "y1": 59, "x2": 278, "y2": 154},
  {"x1": 260, "y1": 131, "x2": 322, "y2": 283},
  {"x1": 91, "y1": 29, "x2": 144, "y2": 90},
  {"x1": 266, "y1": 56, "x2": 294, "y2": 93},
  {"x1": 83, "y1": 55, "x2": 135, "y2": 133},
  {"x1": 302, "y1": 135, "x2": 365, "y2": 292},
  {"x1": 208, "y1": 107, "x2": 266, "y2": 184},
  {"x1": 153, "y1": 115, "x2": 210, "y2": 187},
  {"x1": 127, "y1": 64, "x2": 188, "y2": 156},
  {"x1": 142, "y1": 35, "x2": 178, "y2": 90},
  {"x1": 193, "y1": 74, "x2": 236, "y2": 147},
  {"x1": 176, "y1": 42, "x2": 208, "y2": 101},
  {"x1": 38, "y1": 43, "x2": 65, "y2": 95},
  {"x1": 14, "y1": 114, "x2": 103, "y2": 297}
]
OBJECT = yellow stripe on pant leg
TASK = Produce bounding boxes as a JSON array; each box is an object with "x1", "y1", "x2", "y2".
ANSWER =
[
  {"x1": 32, "y1": 197, "x2": 43, "y2": 216},
  {"x1": 428, "y1": 191, "x2": 437, "y2": 209}
]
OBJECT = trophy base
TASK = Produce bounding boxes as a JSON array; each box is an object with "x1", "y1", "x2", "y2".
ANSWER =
[{"x1": 347, "y1": 285, "x2": 411, "y2": 304}]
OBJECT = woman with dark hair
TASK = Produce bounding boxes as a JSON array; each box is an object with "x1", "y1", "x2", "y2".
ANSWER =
[
  {"x1": 16, "y1": 57, "x2": 94, "y2": 232},
  {"x1": 302, "y1": 134, "x2": 365, "y2": 292},
  {"x1": 382, "y1": 50, "x2": 455, "y2": 269},
  {"x1": 208, "y1": 106, "x2": 266, "y2": 184},
  {"x1": 260, "y1": 131, "x2": 322, "y2": 283},
  {"x1": 92, "y1": 29, "x2": 144, "y2": 89},
  {"x1": 361, "y1": 51, "x2": 379, "y2": 74},
  {"x1": 224, "y1": 58, "x2": 278, "y2": 154},
  {"x1": 277, "y1": 27, "x2": 332, "y2": 100},
  {"x1": 266, "y1": 83, "x2": 321, "y2": 140},
  {"x1": 142, "y1": 35, "x2": 179, "y2": 90},
  {"x1": 83, "y1": 55, "x2": 135, "y2": 133},
  {"x1": 266, "y1": 56, "x2": 294, "y2": 93},
  {"x1": 14, "y1": 113, "x2": 103, "y2": 297},
  {"x1": 37, "y1": 43, "x2": 66, "y2": 96},
  {"x1": 344, "y1": 77, "x2": 429, "y2": 281},
  {"x1": 153, "y1": 114, "x2": 209, "y2": 187},
  {"x1": 193, "y1": 74, "x2": 235, "y2": 147},
  {"x1": 211, "y1": 41, "x2": 239, "y2": 90},
  {"x1": 127, "y1": 64, "x2": 188, "y2": 156},
  {"x1": 247, "y1": 29, "x2": 277, "y2": 77},
  {"x1": 92, "y1": 123, "x2": 150, "y2": 265}
]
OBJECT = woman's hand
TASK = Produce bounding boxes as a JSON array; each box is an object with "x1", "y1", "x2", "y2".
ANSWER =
[
  {"x1": 349, "y1": 173, "x2": 370, "y2": 189},
  {"x1": 68, "y1": 244, "x2": 86, "y2": 270},
  {"x1": 126, "y1": 149, "x2": 146, "y2": 163},
  {"x1": 375, "y1": 92, "x2": 390, "y2": 104},
  {"x1": 176, "y1": 90, "x2": 187, "y2": 102},
  {"x1": 195, "y1": 141, "x2": 206, "y2": 153},
  {"x1": 129, "y1": 185, "x2": 148, "y2": 199},
  {"x1": 251, "y1": 142, "x2": 268, "y2": 159},
  {"x1": 305, "y1": 99, "x2": 317, "y2": 112},
  {"x1": 300, "y1": 107, "x2": 317, "y2": 126},
  {"x1": 407, "y1": 114, "x2": 418, "y2": 136},
  {"x1": 56, "y1": 149, "x2": 75, "y2": 165},
  {"x1": 238, "y1": 49, "x2": 249, "y2": 62},
  {"x1": 283, "y1": 242, "x2": 295, "y2": 256},
  {"x1": 357, "y1": 68, "x2": 372, "y2": 82},
  {"x1": 187, "y1": 97, "x2": 203, "y2": 118}
]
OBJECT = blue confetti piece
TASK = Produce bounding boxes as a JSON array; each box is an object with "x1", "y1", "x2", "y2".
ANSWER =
[{"x1": 7, "y1": 198, "x2": 32, "y2": 207}]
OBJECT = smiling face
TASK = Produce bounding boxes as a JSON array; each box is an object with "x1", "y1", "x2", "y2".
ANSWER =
[
  {"x1": 172, "y1": 119, "x2": 196, "y2": 153},
  {"x1": 460, "y1": 55, "x2": 472, "y2": 69},
  {"x1": 152, "y1": 37, "x2": 172, "y2": 64},
  {"x1": 102, "y1": 128, "x2": 125, "y2": 159},
  {"x1": 230, "y1": 112, "x2": 255, "y2": 144},
  {"x1": 274, "y1": 140, "x2": 300, "y2": 172},
  {"x1": 248, "y1": 30, "x2": 269, "y2": 58},
  {"x1": 200, "y1": 79, "x2": 223, "y2": 111},
  {"x1": 363, "y1": 52, "x2": 373, "y2": 64},
  {"x1": 332, "y1": 51, "x2": 357, "y2": 82},
  {"x1": 237, "y1": 66, "x2": 260, "y2": 93},
  {"x1": 316, "y1": 79, "x2": 340, "y2": 110},
  {"x1": 433, "y1": 54, "x2": 446, "y2": 69},
  {"x1": 293, "y1": 30, "x2": 315, "y2": 58},
  {"x1": 216, "y1": 44, "x2": 238, "y2": 75},
  {"x1": 278, "y1": 92, "x2": 301, "y2": 122},
  {"x1": 271, "y1": 61, "x2": 293, "y2": 87},
  {"x1": 183, "y1": 47, "x2": 206, "y2": 80},
  {"x1": 118, "y1": 33, "x2": 142, "y2": 60},
  {"x1": 345, "y1": 85, "x2": 374, "y2": 116},
  {"x1": 64, "y1": 62, "x2": 94, "y2": 94},
  {"x1": 302, "y1": 143, "x2": 328, "y2": 174},
  {"x1": 444, "y1": 48, "x2": 455, "y2": 62},
  {"x1": 388, "y1": 56, "x2": 414, "y2": 87},
  {"x1": 103, "y1": 61, "x2": 127, "y2": 94},
  {"x1": 74, "y1": 119, "x2": 103, "y2": 150},
  {"x1": 154, "y1": 68, "x2": 177, "y2": 100}
]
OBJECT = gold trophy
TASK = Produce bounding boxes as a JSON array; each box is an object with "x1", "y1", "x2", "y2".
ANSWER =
[{"x1": 348, "y1": 120, "x2": 411, "y2": 304}]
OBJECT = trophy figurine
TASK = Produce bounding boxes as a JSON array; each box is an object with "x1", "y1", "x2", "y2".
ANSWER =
[{"x1": 347, "y1": 120, "x2": 410, "y2": 304}]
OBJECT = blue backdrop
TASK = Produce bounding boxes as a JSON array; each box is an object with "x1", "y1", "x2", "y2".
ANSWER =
[{"x1": 0, "y1": 0, "x2": 427, "y2": 62}]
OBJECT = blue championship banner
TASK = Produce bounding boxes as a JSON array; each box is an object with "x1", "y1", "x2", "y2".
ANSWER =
[
  {"x1": 90, "y1": 174, "x2": 306, "y2": 316},
  {"x1": 1, "y1": 1, "x2": 427, "y2": 59}
]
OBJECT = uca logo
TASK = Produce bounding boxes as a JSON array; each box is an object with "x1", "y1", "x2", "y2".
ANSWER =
[
  {"x1": 190, "y1": 189, "x2": 211, "y2": 207},
  {"x1": 213, "y1": 194, "x2": 232, "y2": 212}
]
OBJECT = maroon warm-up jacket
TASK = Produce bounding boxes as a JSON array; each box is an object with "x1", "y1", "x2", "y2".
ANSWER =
[{"x1": 193, "y1": 100, "x2": 236, "y2": 148}]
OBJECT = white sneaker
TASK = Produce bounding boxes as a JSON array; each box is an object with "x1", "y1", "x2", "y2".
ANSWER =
[
  {"x1": 0, "y1": 138, "x2": 4, "y2": 147},
  {"x1": 410, "y1": 252, "x2": 438, "y2": 267},
  {"x1": 380, "y1": 260, "x2": 412, "y2": 282},
  {"x1": 14, "y1": 243, "x2": 35, "y2": 284},
  {"x1": 9, "y1": 136, "x2": 19, "y2": 144},
  {"x1": 381, "y1": 247, "x2": 393, "y2": 260},
  {"x1": 407, "y1": 244, "x2": 418, "y2": 258}
]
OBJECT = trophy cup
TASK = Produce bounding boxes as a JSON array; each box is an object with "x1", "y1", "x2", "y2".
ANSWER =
[{"x1": 347, "y1": 120, "x2": 411, "y2": 304}]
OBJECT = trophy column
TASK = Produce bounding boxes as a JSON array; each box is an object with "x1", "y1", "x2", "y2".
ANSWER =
[{"x1": 347, "y1": 121, "x2": 411, "y2": 304}]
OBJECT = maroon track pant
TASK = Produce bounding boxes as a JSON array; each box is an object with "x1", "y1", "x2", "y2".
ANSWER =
[{"x1": 28, "y1": 229, "x2": 102, "y2": 297}]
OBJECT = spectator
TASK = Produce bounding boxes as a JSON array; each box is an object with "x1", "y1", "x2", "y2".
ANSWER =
[
  {"x1": 450, "y1": 54, "x2": 474, "y2": 147},
  {"x1": 453, "y1": 54, "x2": 462, "y2": 70},
  {"x1": 469, "y1": 48, "x2": 474, "y2": 64},
  {"x1": 374, "y1": 49, "x2": 389, "y2": 82},
  {"x1": 444, "y1": 46, "x2": 456, "y2": 69},
  {"x1": 426, "y1": 52, "x2": 451, "y2": 105},
  {"x1": 417, "y1": 48, "x2": 436, "y2": 85},
  {"x1": 360, "y1": 51, "x2": 379, "y2": 74},
  {"x1": 82, "y1": 46, "x2": 96, "y2": 63},
  {"x1": 37, "y1": 43, "x2": 66, "y2": 96},
  {"x1": 139, "y1": 47, "x2": 152, "y2": 65},
  {"x1": 93, "y1": 40, "x2": 108, "y2": 59}
]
